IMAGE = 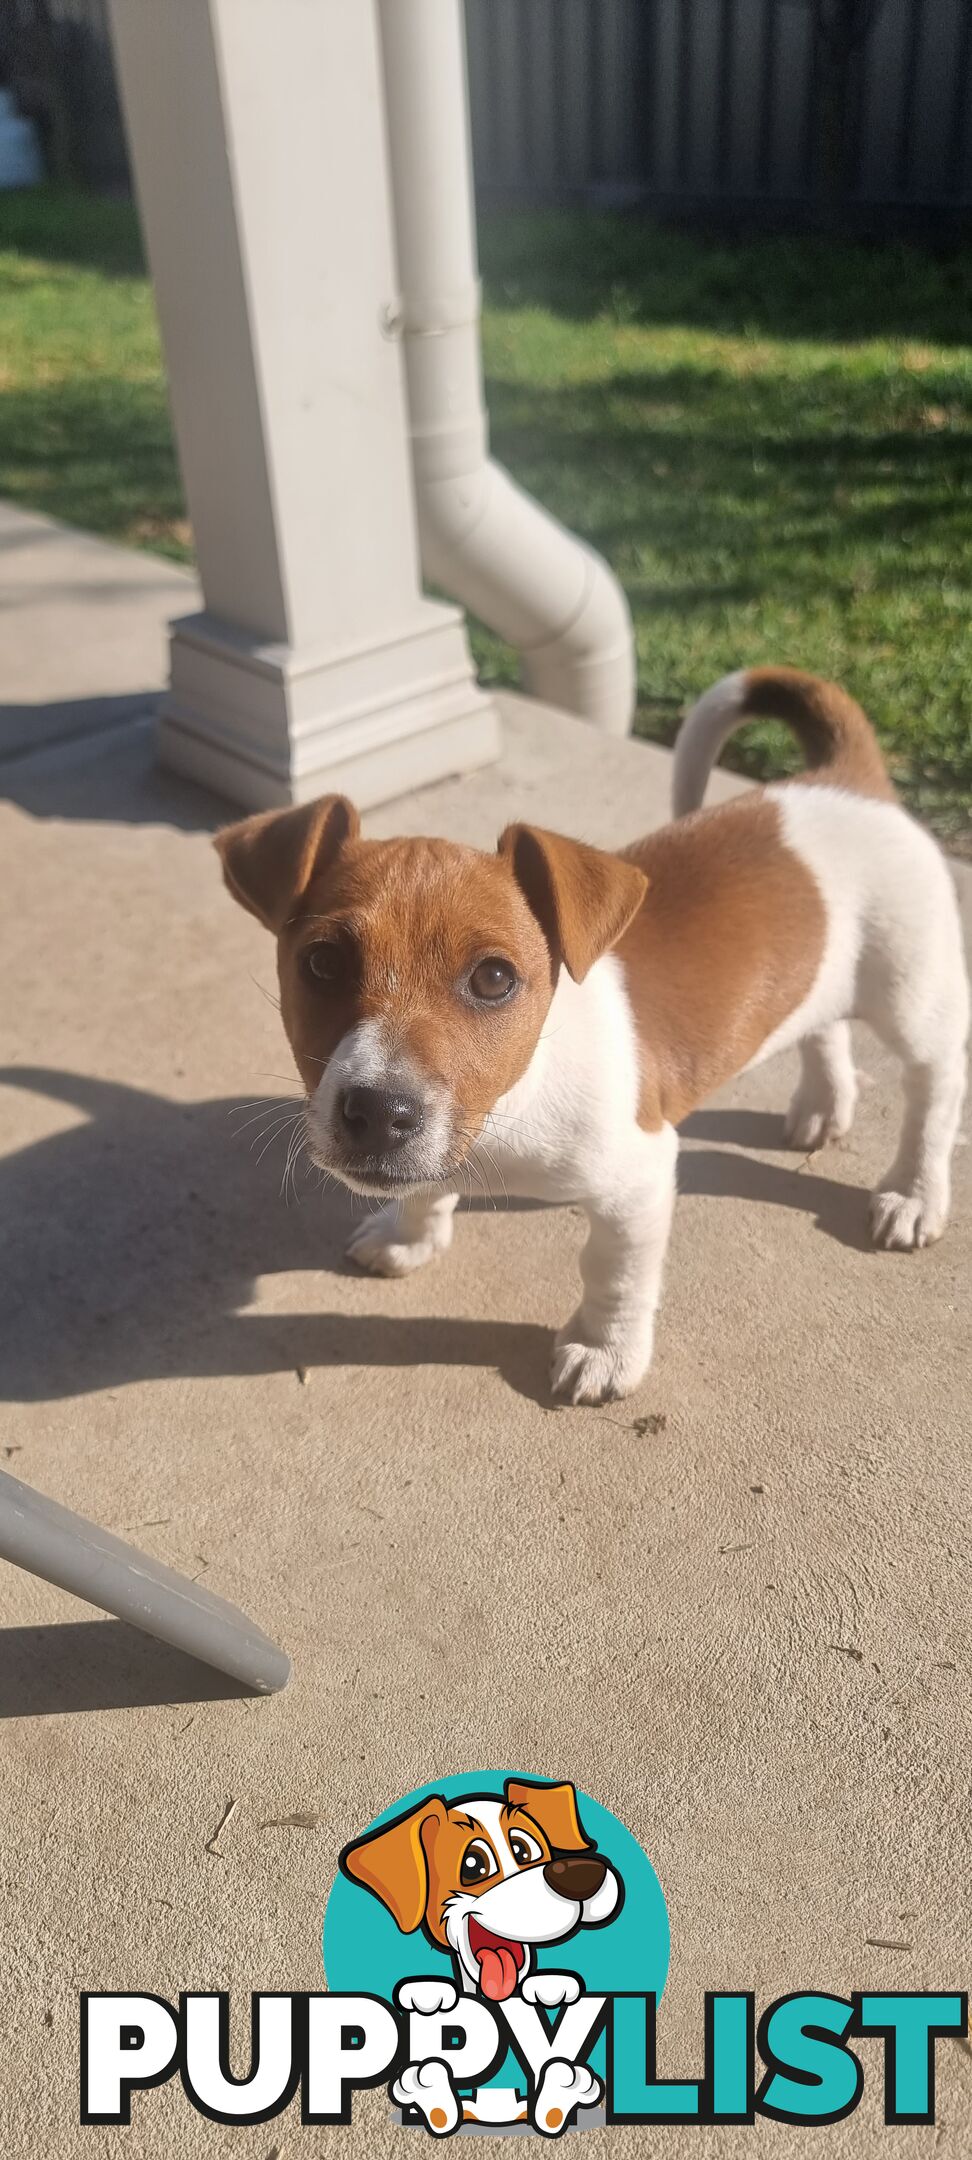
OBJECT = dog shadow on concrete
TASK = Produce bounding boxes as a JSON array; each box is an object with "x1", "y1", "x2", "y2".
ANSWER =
[
  {"x1": 679, "y1": 1106, "x2": 874, "y2": 1255},
  {"x1": 0, "y1": 1067, "x2": 874, "y2": 1409},
  {"x1": 0, "y1": 1065, "x2": 551, "y2": 1406}
]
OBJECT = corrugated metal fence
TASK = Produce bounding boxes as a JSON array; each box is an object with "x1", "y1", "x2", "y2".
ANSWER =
[
  {"x1": 1, "y1": 0, "x2": 126, "y2": 189},
  {"x1": 466, "y1": 0, "x2": 972, "y2": 217},
  {"x1": 3, "y1": 0, "x2": 970, "y2": 221}
]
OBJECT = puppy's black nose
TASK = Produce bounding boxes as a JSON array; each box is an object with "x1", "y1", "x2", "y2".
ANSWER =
[
  {"x1": 340, "y1": 1085, "x2": 425, "y2": 1152},
  {"x1": 543, "y1": 1854, "x2": 607, "y2": 1902}
]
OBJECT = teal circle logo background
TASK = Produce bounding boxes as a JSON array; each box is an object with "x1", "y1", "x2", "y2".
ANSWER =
[{"x1": 323, "y1": 1772, "x2": 669, "y2": 2003}]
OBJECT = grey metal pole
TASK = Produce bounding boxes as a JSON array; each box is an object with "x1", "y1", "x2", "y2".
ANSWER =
[{"x1": 0, "y1": 1468, "x2": 290, "y2": 1695}]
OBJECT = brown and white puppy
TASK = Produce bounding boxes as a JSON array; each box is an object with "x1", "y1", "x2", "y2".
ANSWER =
[
  {"x1": 216, "y1": 668, "x2": 968, "y2": 1405},
  {"x1": 340, "y1": 1778, "x2": 619, "y2": 2132}
]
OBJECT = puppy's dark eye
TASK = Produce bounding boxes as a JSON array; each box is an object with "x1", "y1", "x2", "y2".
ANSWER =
[
  {"x1": 303, "y1": 942, "x2": 342, "y2": 985},
  {"x1": 510, "y1": 1832, "x2": 542, "y2": 1867},
  {"x1": 468, "y1": 958, "x2": 517, "y2": 1003},
  {"x1": 460, "y1": 1840, "x2": 494, "y2": 1886}
]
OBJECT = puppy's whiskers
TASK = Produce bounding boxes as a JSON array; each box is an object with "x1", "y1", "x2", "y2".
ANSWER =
[
  {"x1": 479, "y1": 1121, "x2": 511, "y2": 1209},
  {"x1": 254, "y1": 1109, "x2": 303, "y2": 1166},
  {"x1": 230, "y1": 1097, "x2": 302, "y2": 1149},
  {"x1": 280, "y1": 1108, "x2": 310, "y2": 1205},
  {"x1": 229, "y1": 1090, "x2": 300, "y2": 1114}
]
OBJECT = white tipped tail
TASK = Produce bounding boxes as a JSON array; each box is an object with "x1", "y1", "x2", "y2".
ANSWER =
[{"x1": 672, "y1": 671, "x2": 748, "y2": 817}]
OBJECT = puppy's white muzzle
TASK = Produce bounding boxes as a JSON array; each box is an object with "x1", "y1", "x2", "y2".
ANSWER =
[{"x1": 307, "y1": 1019, "x2": 453, "y2": 1195}]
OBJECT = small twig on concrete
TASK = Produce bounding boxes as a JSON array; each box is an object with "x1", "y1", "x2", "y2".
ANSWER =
[{"x1": 205, "y1": 1797, "x2": 238, "y2": 1857}]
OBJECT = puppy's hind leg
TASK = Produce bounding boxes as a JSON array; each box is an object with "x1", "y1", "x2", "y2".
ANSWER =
[
  {"x1": 784, "y1": 1022, "x2": 858, "y2": 1152},
  {"x1": 870, "y1": 1048, "x2": 967, "y2": 1251},
  {"x1": 852, "y1": 818, "x2": 970, "y2": 1250}
]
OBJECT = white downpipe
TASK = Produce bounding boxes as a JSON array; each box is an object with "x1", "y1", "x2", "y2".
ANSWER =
[{"x1": 376, "y1": 0, "x2": 636, "y2": 737}]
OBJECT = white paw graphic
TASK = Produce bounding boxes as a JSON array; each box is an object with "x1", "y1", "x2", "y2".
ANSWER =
[
  {"x1": 346, "y1": 1204, "x2": 451, "y2": 1278},
  {"x1": 393, "y1": 2059, "x2": 459, "y2": 2135},
  {"x1": 532, "y1": 2059, "x2": 602, "y2": 2136},
  {"x1": 521, "y1": 1973, "x2": 581, "y2": 2008},
  {"x1": 870, "y1": 1188, "x2": 946, "y2": 1251},
  {"x1": 550, "y1": 1328, "x2": 651, "y2": 1406},
  {"x1": 396, "y1": 1979, "x2": 459, "y2": 2016}
]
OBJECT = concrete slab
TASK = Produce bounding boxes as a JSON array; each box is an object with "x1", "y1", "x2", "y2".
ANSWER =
[
  {"x1": 0, "y1": 513, "x2": 970, "y2": 2158},
  {"x1": 0, "y1": 502, "x2": 194, "y2": 760}
]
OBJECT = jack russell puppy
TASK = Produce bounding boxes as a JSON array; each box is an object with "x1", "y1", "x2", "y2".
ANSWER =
[
  {"x1": 216, "y1": 667, "x2": 969, "y2": 1407},
  {"x1": 340, "y1": 1777, "x2": 621, "y2": 2131}
]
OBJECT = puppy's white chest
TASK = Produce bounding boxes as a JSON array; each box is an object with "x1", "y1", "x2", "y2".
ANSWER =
[{"x1": 470, "y1": 956, "x2": 643, "y2": 1204}]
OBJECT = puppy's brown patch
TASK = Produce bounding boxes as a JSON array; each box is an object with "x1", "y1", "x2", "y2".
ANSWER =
[{"x1": 618, "y1": 792, "x2": 827, "y2": 1127}]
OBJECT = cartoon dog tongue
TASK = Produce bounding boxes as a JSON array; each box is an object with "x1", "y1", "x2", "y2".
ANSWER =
[{"x1": 474, "y1": 1932, "x2": 521, "y2": 2002}]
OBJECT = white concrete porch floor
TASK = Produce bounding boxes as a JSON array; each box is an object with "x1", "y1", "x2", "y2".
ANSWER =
[{"x1": 0, "y1": 507, "x2": 970, "y2": 2157}]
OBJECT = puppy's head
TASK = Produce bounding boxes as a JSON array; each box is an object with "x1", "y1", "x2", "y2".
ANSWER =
[
  {"x1": 340, "y1": 1778, "x2": 622, "y2": 2000},
  {"x1": 215, "y1": 795, "x2": 646, "y2": 1196}
]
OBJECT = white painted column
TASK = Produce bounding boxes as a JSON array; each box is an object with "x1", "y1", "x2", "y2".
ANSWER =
[{"x1": 107, "y1": 0, "x2": 499, "y2": 809}]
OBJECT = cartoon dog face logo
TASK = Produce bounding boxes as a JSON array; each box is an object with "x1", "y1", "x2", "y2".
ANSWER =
[{"x1": 340, "y1": 1778, "x2": 623, "y2": 2001}]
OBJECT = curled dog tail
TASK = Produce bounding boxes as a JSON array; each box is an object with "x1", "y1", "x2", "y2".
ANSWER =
[{"x1": 672, "y1": 665, "x2": 895, "y2": 817}]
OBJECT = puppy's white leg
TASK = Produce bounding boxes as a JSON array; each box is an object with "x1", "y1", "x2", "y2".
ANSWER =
[
  {"x1": 784, "y1": 1022, "x2": 857, "y2": 1151},
  {"x1": 866, "y1": 889, "x2": 968, "y2": 1251},
  {"x1": 871, "y1": 1051, "x2": 966, "y2": 1250},
  {"x1": 551, "y1": 1126, "x2": 677, "y2": 1407},
  {"x1": 346, "y1": 1189, "x2": 458, "y2": 1277}
]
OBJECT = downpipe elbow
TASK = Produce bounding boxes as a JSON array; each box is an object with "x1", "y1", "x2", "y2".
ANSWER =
[{"x1": 416, "y1": 458, "x2": 635, "y2": 737}]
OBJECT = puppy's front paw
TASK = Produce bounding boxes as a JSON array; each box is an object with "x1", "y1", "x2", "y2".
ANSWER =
[
  {"x1": 346, "y1": 1204, "x2": 452, "y2": 1278},
  {"x1": 550, "y1": 1323, "x2": 651, "y2": 1406},
  {"x1": 393, "y1": 2060, "x2": 459, "y2": 2135},
  {"x1": 869, "y1": 1188, "x2": 946, "y2": 1251},
  {"x1": 532, "y1": 2059, "x2": 601, "y2": 2136}
]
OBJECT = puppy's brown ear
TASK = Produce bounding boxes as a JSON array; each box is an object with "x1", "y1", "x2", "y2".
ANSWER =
[
  {"x1": 214, "y1": 795, "x2": 359, "y2": 932},
  {"x1": 505, "y1": 1779, "x2": 592, "y2": 1854},
  {"x1": 339, "y1": 1796, "x2": 448, "y2": 1935},
  {"x1": 499, "y1": 824, "x2": 647, "y2": 982}
]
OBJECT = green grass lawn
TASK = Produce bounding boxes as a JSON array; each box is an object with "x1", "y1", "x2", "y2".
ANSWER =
[{"x1": 1, "y1": 186, "x2": 970, "y2": 848}]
